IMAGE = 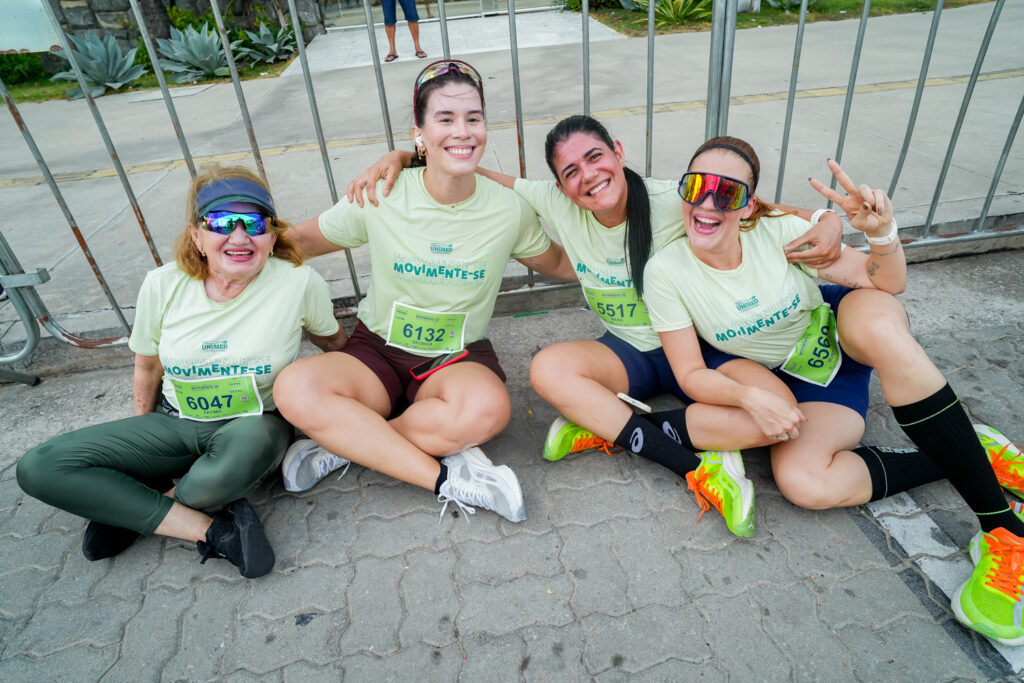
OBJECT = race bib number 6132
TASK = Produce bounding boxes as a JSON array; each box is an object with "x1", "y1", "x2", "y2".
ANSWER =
[{"x1": 386, "y1": 302, "x2": 467, "y2": 354}]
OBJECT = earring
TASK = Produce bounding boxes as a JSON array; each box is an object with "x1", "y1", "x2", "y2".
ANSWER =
[
  {"x1": 417, "y1": 146, "x2": 426, "y2": 159},
  {"x1": 270, "y1": 249, "x2": 274, "y2": 256}
]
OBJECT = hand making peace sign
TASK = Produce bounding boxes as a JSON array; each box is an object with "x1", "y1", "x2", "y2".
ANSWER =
[{"x1": 808, "y1": 159, "x2": 895, "y2": 240}]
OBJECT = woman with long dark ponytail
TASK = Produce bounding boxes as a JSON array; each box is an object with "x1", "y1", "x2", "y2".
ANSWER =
[{"x1": 344, "y1": 115, "x2": 847, "y2": 537}]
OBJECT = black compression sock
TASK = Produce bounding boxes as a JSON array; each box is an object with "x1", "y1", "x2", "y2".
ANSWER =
[
  {"x1": 891, "y1": 383, "x2": 1023, "y2": 535},
  {"x1": 434, "y1": 464, "x2": 448, "y2": 495},
  {"x1": 648, "y1": 408, "x2": 696, "y2": 451},
  {"x1": 615, "y1": 414, "x2": 702, "y2": 477},
  {"x1": 852, "y1": 445, "x2": 943, "y2": 502}
]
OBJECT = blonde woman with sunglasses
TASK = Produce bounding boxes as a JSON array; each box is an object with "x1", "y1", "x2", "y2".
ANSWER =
[
  {"x1": 276, "y1": 61, "x2": 572, "y2": 523},
  {"x1": 17, "y1": 167, "x2": 347, "y2": 578},
  {"x1": 641, "y1": 136, "x2": 1024, "y2": 645}
]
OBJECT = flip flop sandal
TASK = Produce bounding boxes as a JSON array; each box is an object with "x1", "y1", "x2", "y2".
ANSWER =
[
  {"x1": 416, "y1": 50, "x2": 427, "y2": 58},
  {"x1": 385, "y1": 53, "x2": 398, "y2": 62}
]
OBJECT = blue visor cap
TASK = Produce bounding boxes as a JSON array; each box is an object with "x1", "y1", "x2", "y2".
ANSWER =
[{"x1": 196, "y1": 177, "x2": 277, "y2": 217}]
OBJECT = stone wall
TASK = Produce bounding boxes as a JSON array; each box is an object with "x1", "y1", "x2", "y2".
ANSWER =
[{"x1": 46, "y1": 0, "x2": 325, "y2": 50}]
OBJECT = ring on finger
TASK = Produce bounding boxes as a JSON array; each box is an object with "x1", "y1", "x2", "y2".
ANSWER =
[{"x1": 776, "y1": 434, "x2": 789, "y2": 441}]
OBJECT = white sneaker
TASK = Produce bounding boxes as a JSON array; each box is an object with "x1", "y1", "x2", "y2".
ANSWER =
[
  {"x1": 437, "y1": 447, "x2": 526, "y2": 523},
  {"x1": 281, "y1": 438, "x2": 350, "y2": 492}
]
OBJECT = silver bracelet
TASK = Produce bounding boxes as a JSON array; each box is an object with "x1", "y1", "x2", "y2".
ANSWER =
[
  {"x1": 810, "y1": 208, "x2": 836, "y2": 226},
  {"x1": 866, "y1": 217, "x2": 900, "y2": 246}
]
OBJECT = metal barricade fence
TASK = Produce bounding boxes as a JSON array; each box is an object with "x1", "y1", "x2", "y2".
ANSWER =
[{"x1": 1, "y1": 0, "x2": 1021, "y2": 384}]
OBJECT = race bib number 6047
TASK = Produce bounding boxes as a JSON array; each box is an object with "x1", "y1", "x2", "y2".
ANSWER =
[{"x1": 169, "y1": 374, "x2": 263, "y2": 422}]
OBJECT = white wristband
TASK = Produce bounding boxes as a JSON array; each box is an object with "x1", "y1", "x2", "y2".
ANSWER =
[
  {"x1": 866, "y1": 217, "x2": 899, "y2": 246},
  {"x1": 810, "y1": 208, "x2": 836, "y2": 226}
]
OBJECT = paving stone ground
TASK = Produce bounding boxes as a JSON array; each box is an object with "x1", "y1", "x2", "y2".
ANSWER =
[{"x1": 1, "y1": 250, "x2": 1023, "y2": 680}]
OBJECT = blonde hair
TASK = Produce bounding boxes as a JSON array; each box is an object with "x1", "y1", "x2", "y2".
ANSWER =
[{"x1": 175, "y1": 165, "x2": 304, "y2": 279}]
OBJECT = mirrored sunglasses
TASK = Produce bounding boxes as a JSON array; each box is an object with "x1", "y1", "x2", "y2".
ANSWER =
[
  {"x1": 201, "y1": 212, "x2": 271, "y2": 236},
  {"x1": 678, "y1": 172, "x2": 751, "y2": 211}
]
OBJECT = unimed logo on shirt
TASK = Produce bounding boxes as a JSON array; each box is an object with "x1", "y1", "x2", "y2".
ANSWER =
[
  {"x1": 430, "y1": 242, "x2": 454, "y2": 254},
  {"x1": 606, "y1": 256, "x2": 625, "y2": 266},
  {"x1": 734, "y1": 295, "x2": 759, "y2": 312},
  {"x1": 201, "y1": 340, "x2": 229, "y2": 351}
]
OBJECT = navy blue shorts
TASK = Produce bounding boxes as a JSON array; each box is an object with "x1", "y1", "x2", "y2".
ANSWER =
[
  {"x1": 382, "y1": 0, "x2": 420, "y2": 26},
  {"x1": 595, "y1": 332, "x2": 729, "y2": 404},
  {"x1": 700, "y1": 285, "x2": 874, "y2": 418}
]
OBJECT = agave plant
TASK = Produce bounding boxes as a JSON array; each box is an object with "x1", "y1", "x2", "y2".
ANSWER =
[
  {"x1": 156, "y1": 23, "x2": 239, "y2": 84},
  {"x1": 50, "y1": 31, "x2": 147, "y2": 99},
  {"x1": 236, "y1": 23, "x2": 297, "y2": 66},
  {"x1": 632, "y1": 0, "x2": 712, "y2": 27}
]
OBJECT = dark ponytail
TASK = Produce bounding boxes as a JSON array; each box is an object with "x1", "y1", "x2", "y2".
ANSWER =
[
  {"x1": 622, "y1": 167, "x2": 652, "y2": 296},
  {"x1": 544, "y1": 115, "x2": 654, "y2": 295}
]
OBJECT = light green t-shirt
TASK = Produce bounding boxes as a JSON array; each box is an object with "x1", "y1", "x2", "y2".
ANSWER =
[
  {"x1": 643, "y1": 213, "x2": 826, "y2": 367},
  {"x1": 319, "y1": 168, "x2": 550, "y2": 356},
  {"x1": 513, "y1": 177, "x2": 684, "y2": 352},
  {"x1": 129, "y1": 257, "x2": 339, "y2": 412}
]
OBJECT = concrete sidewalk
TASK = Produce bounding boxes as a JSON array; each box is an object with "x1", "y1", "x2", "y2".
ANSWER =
[
  {"x1": 2, "y1": 3, "x2": 1024, "y2": 679},
  {"x1": 2, "y1": 248, "x2": 1024, "y2": 679}
]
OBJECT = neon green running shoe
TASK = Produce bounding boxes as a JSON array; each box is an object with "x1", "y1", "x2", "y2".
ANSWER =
[
  {"x1": 543, "y1": 417, "x2": 620, "y2": 462},
  {"x1": 975, "y1": 424, "x2": 1024, "y2": 499},
  {"x1": 685, "y1": 450, "x2": 756, "y2": 538},
  {"x1": 953, "y1": 527, "x2": 1024, "y2": 646},
  {"x1": 968, "y1": 500, "x2": 1024, "y2": 564}
]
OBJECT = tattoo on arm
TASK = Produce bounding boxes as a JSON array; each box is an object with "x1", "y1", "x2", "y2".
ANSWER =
[
  {"x1": 867, "y1": 261, "x2": 880, "y2": 277},
  {"x1": 821, "y1": 270, "x2": 861, "y2": 288}
]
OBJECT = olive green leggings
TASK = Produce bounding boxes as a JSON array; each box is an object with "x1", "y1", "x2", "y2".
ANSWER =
[{"x1": 16, "y1": 411, "x2": 292, "y2": 536}]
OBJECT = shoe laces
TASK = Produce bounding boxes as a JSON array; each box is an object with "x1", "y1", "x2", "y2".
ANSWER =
[
  {"x1": 315, "y1": 453, "x2": 350, "y2": 481},
  {"x1": 437, "y1": 490, "x2": 478, "y2": 524},
  {"x1": 570, "y1": 431, "x2": 622, "y2": 456},
  {"x1": 982, "y1": 530, "x2": 1024, "y2": 600},
  {"x1": 687, "y1": 467, "x2": 723, "y2": 523},
  {"x1": 989, "y1": 443, "x2": 1024, "y2": 489}
]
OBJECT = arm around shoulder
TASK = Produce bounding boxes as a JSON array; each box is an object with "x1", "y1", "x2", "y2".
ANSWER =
[
  {"x1": 476, "y1": 166, "x2": 516, "y2": 189},
  {"x1": 516, "y1": 240, "x2": 575, "y2": 281},
  {"x1": 291, "y1": 216, "x2": 341, "y2": 259}
]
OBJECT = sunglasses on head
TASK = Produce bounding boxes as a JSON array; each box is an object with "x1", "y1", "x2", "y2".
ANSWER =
[
  {"x1": 201, "y1": 212, "x2": 271, "y2": 236},
  {"x1": 678, "y1": 172, "x2": 751, "y2": 211},
  {"x1": 413, "y1": 60, "x2": 483, "y2": 124}
]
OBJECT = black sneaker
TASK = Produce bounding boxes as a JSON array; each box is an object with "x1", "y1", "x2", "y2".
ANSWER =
[
  {"x1": 81, "y1": 476, "x2": 173, "y2": 561},
  {"x1": 82, "y1": 522, "x2": 142, "y2": 561},
  {"x1": 196, "y1": 499, "x2": 274, "y2": 578}
]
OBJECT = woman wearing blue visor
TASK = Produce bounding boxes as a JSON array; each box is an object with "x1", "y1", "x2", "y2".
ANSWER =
[{"x1": 17, "y1": 167, "x2": 347, "y2": 578}]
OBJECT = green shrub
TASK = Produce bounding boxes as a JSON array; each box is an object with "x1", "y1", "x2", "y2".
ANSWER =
[
  {"x1": 167, "y1": 5, "x2": 244, "y2": 40},
  {"x1": 157, "y1": 24, "x2": 238, "y2": 83},
  {"x1": 0, "y1": 52, "x2": 49, "y2": 85},
  {"x1": 564, "y1": 0, "x2": 622, "y2": 12},
  {"x1": 50, "y1": 31, "x2": 147, "y2": 99},
  {"x1": 632, "y1": 0, "x2": 712, "y2": 26},
  {"x1": 236, "y1": 23, "x2": 296, "y2": 65},
  {"x1": 764, "y1": 0, "x2": 819, "y2": 10}
]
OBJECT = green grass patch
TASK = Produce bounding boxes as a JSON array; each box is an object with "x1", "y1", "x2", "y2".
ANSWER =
[
  {"x1": 4, "y1": 55, "x2": 293, "y2": 104},
  {"x1": 591, "y1": 0, "x2": 992, "y2": 37}
]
